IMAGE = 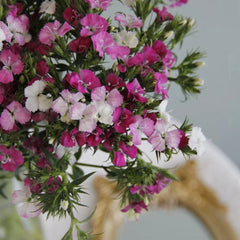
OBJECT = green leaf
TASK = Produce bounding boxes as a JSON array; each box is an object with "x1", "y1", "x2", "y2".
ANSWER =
[
  {"x1": 71, "y1": 172, "x2": 95, "y2": 187},
  {"x1": 40, "y1": 146, "x2": 58, "y2": 166},
  {"x1": 71, "y1": 165, "x2": 84, "y2": 180},
  {"x1": 158, "y1": 169, "x2": 179, "y2": 181}
]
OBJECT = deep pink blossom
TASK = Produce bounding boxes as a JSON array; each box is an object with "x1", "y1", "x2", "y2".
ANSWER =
[
  {"x1": 115, "y1": 14, "x2": 142, "y2": 29},
  {"x1": 154, "y1": 72, "x2": 168, "y2": 98},
  {"x1": 113, "y1": 151, "x2": 126, "y2": 167},
  {"x1": 60, "y1": 131, "x2": 76, "y2": 147},
  {"x1": 121, "y1": 201, "x2": 148, "y2": 214},
  {"x1": 0, "y1": 101, "x2": 31, "y2": 131},
  {"x1": 80, "y1": 14, "x2": 108, "y2": 37},
  {"x1": 126, "y1": 78, "x2": 147, "y2": 103},
  {"x1": 119, "y1": 141, "x2": 137, "y2": 159},
  {"x1": 152, "y1": 40, "x2": 167, "y2": 59},
  {"x1": 46, "y1": 176, "x2": 62, "y2": 193},
  {"x1": 153, "y1": 7, "x2": 174, "y2": 22},
  {"x1": 0, "y1": 49, "x2": 24, "y2": 84},
  {"x1": 105, "y1": 73, "x2": 125, "y2": 91},
  {"x1": 39, "y1": 20, "x2": 72, "y2": 46},
  {"x1": 0, "y1": 145, "x2": 24, "y2": 171},
  {"x1": 86, "y1": 126, "x2": 103, "y2": 147},
  {"x1": 68, "y1": 37, "x2": 91, "y2": 53},
  {"x1": 63, "y1": 7, "x2": 82, "y2": 27},
  {"x1": 85, "y1": 0, "x2": 111, "y2": 10},
  {"x1": 113, "y1": 107, "x2": 134, "y2": 133},
  {"x1": 169, "y1": 0, "x2": 188, "y2": 8}
]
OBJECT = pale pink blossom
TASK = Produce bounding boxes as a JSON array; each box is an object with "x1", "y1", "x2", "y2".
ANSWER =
[
  {"x1": 0, "y1": 145, "x2": 24, "y2": 171},
  {"x1": 165, "y1": 129, "x2": 182, "y2": 149},
  {"x1": 51, "y1": 89, "x2": 84, "y2": 122},
  {"x1": 0, "y1": 101, "x2": 31, "y2": 131},
  {"x1": 0, "y1": 49, "x2": 24, "y2": 84},
  {"x1": 129, "y1": 115, "x2": 154, "y2": 145},
  {"x1": 0, "y1": 6, "x2": 31, "y2": 45},
  {"x1": 115, "y1": 14, "x2": 142, "y2": 29},
  {"x1": 12, "y1": 180, "x2": 42, "y2": 218},
  {"x1": 80, "y1": 14, "x2": 108, "y2": 37},
  {"x1": 85, "y1": 0, "x2": 111, "y2": 10},
  {"x1": 39, "y1": 20, "x2": 72, "y2": 46}
]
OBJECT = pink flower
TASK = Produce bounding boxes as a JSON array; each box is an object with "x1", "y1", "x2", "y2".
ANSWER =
[
  {"x1": 129, "y1": 115, "x2": 154, "y2": 145},
  {"x1": 85, "y1": 0, "x2": 111, "y2": 10},
  {"x1": 68, "y1": 37, "x2": 91, "y2": 53},
  {"x1": 105, "y1": 73, "x2": 125, "y2": 91},
  {"x1": 86, "y1": 126, "x2": 103, "y2": 147},
  {"x1": 39, "y1": 20, "x2": 72, "y2": 46},
  {"x1": 63, "y1": 7, "x2": 82, "y2": 27},
  {"x1": 67, "y1": 70, "x2": 101, "y2": 93},
  {"x1": 12, "y1": 179, "x2": 42, "y2": 218},
  {"x1": 154, "y1": 72, "x2": 168, "y2": 98},
  {"x1": 113, "y1": 151, "x2": 126, "y2": 167},
  {"x1": 80, "y1": 14, "x2": 108, "y2": 37},
  {"x1": 113, "y1": 107, "x2": 134, "y2": 133},
  {"x1": 0, "y1": 101, "x2": 31, "y2": 131},
  {"x1": 0, "y1": 49, "x2": 24, "y2": 84},
  {"x1": 0, "y1": 5, "x2": 31, "y2": 46},
  {"x1": 60, "y1": 131, "x2": 76, "y2": 147},
  {"x1": 119, "y1": 141, "x2": 137, "y2": 159},
  {"x1": 115, "y1": 14, "x2": 142, "y2": 29},
  {"x1": 51, "y1": 89, "x2": 84, "y2": 122},
  {"x1": 165, "y1": 129, "x2": 182, "y2": 149},
  {"x1": 121, "y1": 201, "x2": 147, "y2": 214},
  {"x1": 153, "y1": 7, "x2": 174, "y2": 22},
  {"x1": 169, "y1": 0, "x2": 188, "y2": 8},
  {"x1": 126, "y1": 78, "x2": 147, "y2": 103},
  {"x1": 0, "y1": 145, "x2": 24, "y2": 171},
  {"x1": 152, "y1": 40, "x2": 167, "y2": 59},
  {"x1": 91, "y1": 31, "x2": 115, "y2": 57}
]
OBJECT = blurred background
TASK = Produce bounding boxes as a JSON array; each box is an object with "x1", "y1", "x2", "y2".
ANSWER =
[{"x1": 168, "y1": 0, "x2": 240, "y2": 169}]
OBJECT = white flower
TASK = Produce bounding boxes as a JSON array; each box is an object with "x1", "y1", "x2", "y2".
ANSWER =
[
  {"x1": 0, "y1": 28, "x2": 6, "y2": 51},
  {"x1": 158, "y1": 99, "x2": 171, "y2": 122},
  {"x1": 189, "y1": 127, "x2": 206, "y2": 156},
  {"x1": 39, "y1": 0, "x2": 56, "y2": 14},
  {"x1": 24, "y1": 80, "x2": 52, "y2": 112},
  {"x1": 12, "y1": 184, "x2": 42, "y2": 218},
  {"x1": 114, "y1": 30, "x2": 138, "y2": 48},
  {"x1": 94, "y1": 101, "x2": 113, "y2": 125}
]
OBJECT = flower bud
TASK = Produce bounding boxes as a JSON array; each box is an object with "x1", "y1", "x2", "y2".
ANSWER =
[
  {"x1": 179, "y1": 19, "x2": 187, "y2": 26},
  {"x1": 187, "y1": 18, "x2": 195, "y2": 27},
  {"x1": 194, "y1": 61, "x2": 205, "y2": 67},
  {"x1": 163, "y1": 31, "x2": 174, "y2": 40},
  {"x1": 194, "y1": 78, "x2": 204, "y2": 86},
  {"x1": 60, "y1": 200, "x2": 69, "y2": 210}
]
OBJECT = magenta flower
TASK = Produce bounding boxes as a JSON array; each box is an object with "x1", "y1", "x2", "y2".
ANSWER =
[
  {"x1": 169, "y1": 0, "x2": 188, "y2": 8},
  {"x1": 80, "y1": 13, "x2": 108, "y2": 37},
  {"x1": 113, "y1": 151, "x2": 126, "y2": 167},
  {"x1": 91, "y1": 31, "x2": 115, "y2": 57},
  {"x1": 121, "y1": 201, "x2": 148, "y2": 214},
  {"x1": 154, "y1": 72, "x2": 168, "y2": 99},
  {"x1": 113, "y1": 107, "x2": 134, "y2": 133},
  {"x1": 153, "y1": 7, "x2": 174, "y2": 22},
  {"x1": 68, "y1": 37, "x2": 91, "y2": 53},
  {"x1": 152, "y1": 40, "x2": 167, "y2": 59},
  {"x1": 0, "y1": 101, "x2": 31, "y2": 131},
  {"x1": 105, "y1": 73, "x2": 125, "y2": 91},
  {"x1": 0, "y1": 145, "x2": 24, "y2": 171},
  {"x1": 39, "y1": 20, "x2": 72, "y2": 46},
  {"x1": 115, "y1": 14, "x2": 142, "y2": 29},
  {"x1": 86, "y1": 126, "x2": 104, "y2": 147},
  {"x1": 60, "y1": 131, "x2": 76, "y2": 148},
  {"x1": 12, "y1": 179, "x2": 42, "y2": 218},
  {"x1": 126, "y1": 78, "x2": 147, "y2": 103},
  {"x1": 0, "y1": 49, "x2": 24, "y2": 84},
  {"x1": 67, "y1": 70, "x2": 101, "y2": 93},
  {"x1": 85, "y1": 0, "x2": 111, "y2": 10},
  {"x1": 119, "y1": 141, "x2": 137, "y2": 159}
]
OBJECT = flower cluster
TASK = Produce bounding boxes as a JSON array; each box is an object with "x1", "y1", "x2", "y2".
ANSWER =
[{"x1": 0, "y1": 0, "x2": 205, "y2": 239}]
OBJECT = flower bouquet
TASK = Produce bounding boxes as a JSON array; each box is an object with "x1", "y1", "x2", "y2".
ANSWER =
[{"x1": 0, "y1": 0, "x2": 205, "y2": 239}]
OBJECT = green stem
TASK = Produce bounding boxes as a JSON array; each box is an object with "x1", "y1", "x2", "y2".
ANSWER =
[{"x1": 75, "y1": 162, "x2": 107, "y2": 169}]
